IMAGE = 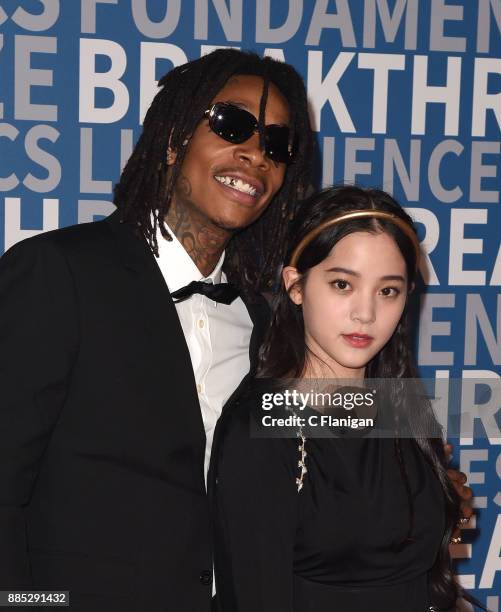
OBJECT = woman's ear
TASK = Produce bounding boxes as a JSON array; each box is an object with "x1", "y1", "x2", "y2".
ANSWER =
[{"x1": 282, "y1": 266, "x2": 303, "y2": 305}]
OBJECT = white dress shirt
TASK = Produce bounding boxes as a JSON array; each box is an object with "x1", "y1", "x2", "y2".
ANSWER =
[{"x1": 154, "y1": 222, "x2": 253, "y2": 485}]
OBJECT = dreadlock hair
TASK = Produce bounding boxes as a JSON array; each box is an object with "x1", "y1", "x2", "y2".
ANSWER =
[
  {"x1": 258, "y1": 184, "x2": 483, "y2": 611},
  {"x1": 113, "y1": 49, "x2": 315, "y2": 300}
]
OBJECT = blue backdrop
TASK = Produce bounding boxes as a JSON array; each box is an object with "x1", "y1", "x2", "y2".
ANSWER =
[{"x1": 0, "y1": 1, "x2": 500, "y2": 608}]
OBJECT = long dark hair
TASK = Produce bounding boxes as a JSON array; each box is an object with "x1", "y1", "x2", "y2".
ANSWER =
[
  {"x1": 258, "y1": 185, "x2": 472, "y2": 610},
  {"x1": 113, "y1": 49, "x2": 315, "y2": 298}
]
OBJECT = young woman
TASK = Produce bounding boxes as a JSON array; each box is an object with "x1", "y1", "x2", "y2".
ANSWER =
[{"x1": 213, "y1": 185, "x2": 473, "y2": 612}]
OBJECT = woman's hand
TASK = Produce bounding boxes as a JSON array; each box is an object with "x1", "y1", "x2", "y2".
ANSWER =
[{"x1": 444, "y1": 443, "x2": 474, "y2": 543}]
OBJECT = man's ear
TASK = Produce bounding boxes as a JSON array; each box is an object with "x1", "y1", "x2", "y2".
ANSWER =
[
  {"x1": 282, "y1": 266, "x2": 303, "y2": 305},
  {"x1": 166, "y1": 147, "x2": 177, "y2": 166}
]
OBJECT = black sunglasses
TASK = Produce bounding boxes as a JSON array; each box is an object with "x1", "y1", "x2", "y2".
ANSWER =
[{"x1": 204, "y1": 102, "x2": 294, "y2": 164}]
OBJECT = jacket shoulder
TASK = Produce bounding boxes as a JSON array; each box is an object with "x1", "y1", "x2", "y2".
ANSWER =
[{"x1": 1, "y1": 215, "x2": 114, "y2": 262}]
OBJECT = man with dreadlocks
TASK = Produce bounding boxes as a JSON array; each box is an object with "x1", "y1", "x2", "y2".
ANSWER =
[
  {"x1": 0, "y1": 49, "x2": 471, "y2": 611},
  {"x1": 0, "y1": 49, "x2": 314, "y2": 611}
]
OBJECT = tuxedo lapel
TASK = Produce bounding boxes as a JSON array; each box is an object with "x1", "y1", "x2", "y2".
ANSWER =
[
  {"x1": 105, "y1": 211, "x2": 206, "y2": 447},
  {"x1": 242, "y1": 292, "x2": 271, "y2": 376}
]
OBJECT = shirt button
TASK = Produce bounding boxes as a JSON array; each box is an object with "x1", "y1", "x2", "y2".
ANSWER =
[
  {"x1": 196, "y1": 383, "x2": 202, "y2": 393},
  {"x1": 198, "y1": 319, "x2": 205, "y2": 328},
  {"x1": 199, "y1": 570, "x2": 212, "y2": 586}
]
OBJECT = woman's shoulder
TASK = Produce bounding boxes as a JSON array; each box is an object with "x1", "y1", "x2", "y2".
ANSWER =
[
  {"x1": 217, "y1": 378, "x2": 300, "y2": 476},
  {"x1": 224, "y1": 378, "x2": 299, "y2": 434}
]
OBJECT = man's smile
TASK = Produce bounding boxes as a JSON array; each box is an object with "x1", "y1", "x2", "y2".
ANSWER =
[
  {"x1": 212, "y1": 171, "x2": 266, "y2": 205},
  {"x1": 214, "y1": 175, "x2": 260, "y2": 197}
]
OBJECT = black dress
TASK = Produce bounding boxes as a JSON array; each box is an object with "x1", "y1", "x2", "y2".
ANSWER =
[{"x1": 213, "y1": 384, "x2": 449, "y2": 612}]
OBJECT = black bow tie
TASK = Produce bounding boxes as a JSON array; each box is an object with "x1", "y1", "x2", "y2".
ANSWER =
[{"x1": 170, "y1": 280, "x2": 239, "y2": 305}]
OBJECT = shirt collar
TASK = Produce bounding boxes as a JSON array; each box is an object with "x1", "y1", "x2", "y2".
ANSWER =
[{"x1": 155, "y1": 220, "x2": 225, "y2": 293}]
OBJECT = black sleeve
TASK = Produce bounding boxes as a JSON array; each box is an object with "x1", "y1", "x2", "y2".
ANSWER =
[
  {"x1": 214, "y1": 404, "x2": 299, "y2": 612},
  {"x1": 0, "y1": 237, "x2": 79, "y2": 587}
]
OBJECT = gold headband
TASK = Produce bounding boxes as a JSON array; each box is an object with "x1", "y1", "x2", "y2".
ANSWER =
[{"x1": 288, "y1": 209, "x2": 421, "y2": 269}]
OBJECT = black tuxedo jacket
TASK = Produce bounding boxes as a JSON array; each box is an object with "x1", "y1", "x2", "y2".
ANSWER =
[{"x1": 0, "y1": 211, "x2": 270, "y2": 612}]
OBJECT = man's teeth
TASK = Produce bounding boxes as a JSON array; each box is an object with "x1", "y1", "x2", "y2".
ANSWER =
[{"x1": 215, "y1": 175, "x2": 258, "y2": 197}]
